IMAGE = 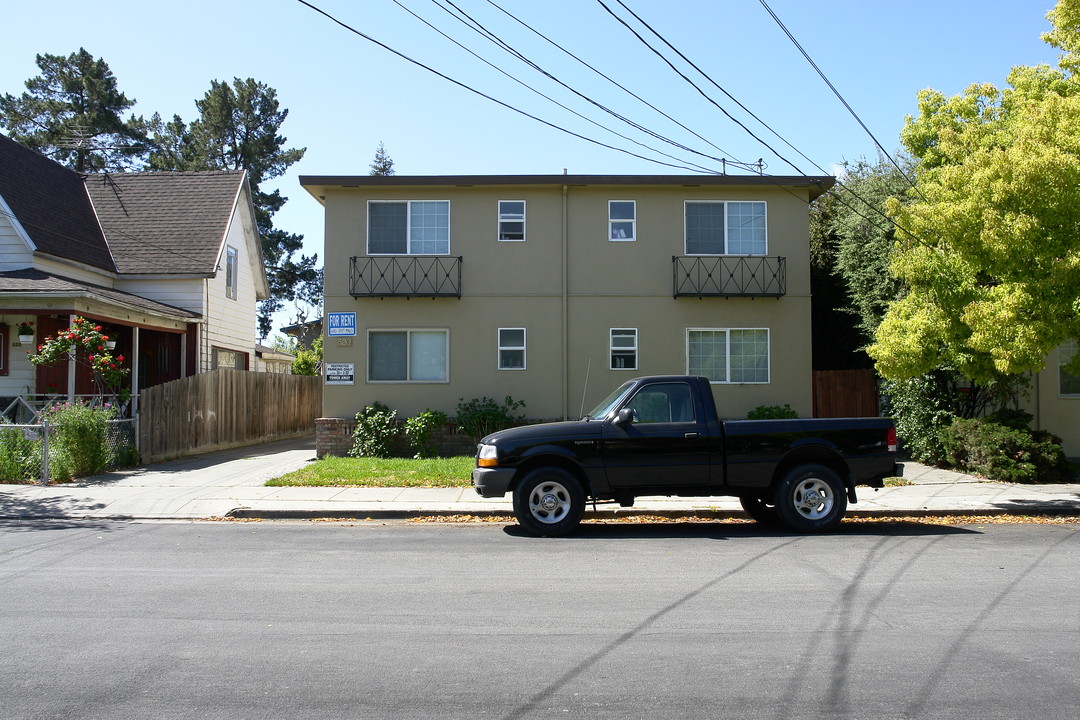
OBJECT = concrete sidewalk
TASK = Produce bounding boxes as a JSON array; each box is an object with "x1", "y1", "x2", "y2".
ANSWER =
[{"x1": 1, "y1": 435, "x2": 1078, "y2": 521}]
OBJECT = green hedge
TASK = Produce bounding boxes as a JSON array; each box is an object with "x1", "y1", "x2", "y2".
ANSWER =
[{"x1": 941, "y1": 416, "x2": 1069, "y2": 484}]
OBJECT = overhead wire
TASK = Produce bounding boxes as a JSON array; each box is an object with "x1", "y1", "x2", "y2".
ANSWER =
[
  {"x1": 392, "y1": 0, "x2": 719, "y2": 173},
  {"x1": 293, "y1": 0, "x2": 717, "y2": 173}
]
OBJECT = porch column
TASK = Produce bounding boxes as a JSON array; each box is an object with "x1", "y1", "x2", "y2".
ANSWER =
[
  {"x1": 67, "y1": 313, "x2": 76, "y2": 402},
  {"x1": 131, "y1": 326, "x2": 140, "y2": 418}
]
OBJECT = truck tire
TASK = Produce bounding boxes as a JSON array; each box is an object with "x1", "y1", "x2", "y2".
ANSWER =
[
  {"x1": 513, "y1": 467, "x2": 586, "y2": 537},
  {"x1": 774, "y1": 464, "x2": 847, "y2": 533},
  {"x1": 739, "y1": 495, "x2": 781, "y2": 525}
]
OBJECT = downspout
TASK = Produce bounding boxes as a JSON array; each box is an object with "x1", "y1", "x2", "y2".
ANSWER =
[{"x1": 561, "y1": 183, "x2": 569, "y2": 420}]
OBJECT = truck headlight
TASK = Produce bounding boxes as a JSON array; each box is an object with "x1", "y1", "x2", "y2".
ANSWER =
[{"x1": 477, "y1": 444, "x2": 498, "y2": 468}]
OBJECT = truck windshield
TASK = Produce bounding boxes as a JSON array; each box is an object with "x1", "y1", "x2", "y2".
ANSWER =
[{"x1": 583, "y1": 381, "x2": 635, "y2": 420}]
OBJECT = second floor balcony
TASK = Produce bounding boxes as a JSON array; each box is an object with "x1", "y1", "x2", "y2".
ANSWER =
[
  {"x1": 673, "y1": 255, "x2": 787, "y2": 298},
  {"x1": 350, "y1": 256, "x2": 462, "y2": 298}
]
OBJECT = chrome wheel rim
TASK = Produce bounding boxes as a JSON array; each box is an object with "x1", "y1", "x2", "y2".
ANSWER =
[
  {"x1": 792, "y1": 477, "x2": 834, "y2": 520},
  {"x1": 528, "y1": 480, "x2": 571, "y2": 525}
]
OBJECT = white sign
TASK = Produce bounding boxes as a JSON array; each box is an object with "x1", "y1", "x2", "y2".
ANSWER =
[
  {"x1": 325, "y1": 362, "x2": 355, "y2": 385},
  {"x1": 327, "y1": 312, "x2": 357, "y2": 336}
]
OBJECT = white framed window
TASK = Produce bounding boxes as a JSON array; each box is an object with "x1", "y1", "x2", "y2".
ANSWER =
[
  {"x1": 609, "y1": 200, "x2": 636, "y2": 241},
  {"x1": 687, "y1": 328, "x2": 769, "y2": 384},
  {"x1": 610, "y1": 328, "x2": 638, "y2": 370},
  {"x1": 212, "y1": 346, "x2": 246, "y2": 370},
  {"x1": 368, "y1": 329, "x2": 449, "y2": 382},
  {"x1": 1060, "y1": 339, "x2": 1080, "y2": 396},
  {"x1": 498, "y1": 328, "x2": 526, "y2": 370},
  {"x1": 498, "y1": 201, "x2": 526, "y2": 242},
  {"x1": 685, "y1": 201, "x2": 766, "y2": 255},
  {"x1": 225, "y1": 246, "x2": 238, "y2": 300},
  {"x1": 368, "y1": 200, "x2": 450, "y2": 255}
]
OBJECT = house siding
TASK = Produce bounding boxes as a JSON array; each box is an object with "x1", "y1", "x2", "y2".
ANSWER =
[
  {"x1": 0, "y1": 207, "x2": 34, "y2": 273},
  {"x1": 203, "y1": 204, "x2": 258, "y2": 371},
  {"x1": 317, "y1": 179, "x2": 817, "y2": 423}
]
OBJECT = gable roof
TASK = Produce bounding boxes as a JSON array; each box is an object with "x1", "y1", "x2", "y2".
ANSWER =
[
  {"x1": 0, "y1": 133, "x2": 115, "y2": 271},
  {"x1": 85, "y1": 170, "x2": 247, "y2": 275}
]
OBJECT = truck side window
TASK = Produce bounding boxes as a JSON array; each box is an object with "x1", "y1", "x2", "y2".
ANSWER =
[{"x1": 626, "y1": 383, "x2": 695, "y2": 423}]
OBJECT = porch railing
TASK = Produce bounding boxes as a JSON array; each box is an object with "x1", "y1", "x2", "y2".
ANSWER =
[
  {"x1": 350, "y1": 256, "x2": 462, "y2": 298},
  {"x1": 672, "y1": 255, "x2": 787, "y2": 298}
]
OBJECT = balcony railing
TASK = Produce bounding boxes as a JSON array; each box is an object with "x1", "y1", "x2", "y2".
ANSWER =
[
  {"x1": 673, "y1": 255, "x2": 786, "y2": 298},
  {"x1": 350, "y1": 256, "x2": 462, "y2": 298}
]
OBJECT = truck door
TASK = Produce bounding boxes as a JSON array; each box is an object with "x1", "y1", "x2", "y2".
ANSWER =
[{"x1": 601, "y1": 381, "x2": 712, "y2": 488}]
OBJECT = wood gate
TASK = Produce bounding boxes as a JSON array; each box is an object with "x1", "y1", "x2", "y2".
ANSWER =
[{"x1": 813, "y1": 369, "x2": 879, "y2": 417}]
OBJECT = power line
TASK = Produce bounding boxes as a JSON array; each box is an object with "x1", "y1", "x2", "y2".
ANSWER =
[
  {"x1": 392, "y1": 0, "x2": 719, "y2": 173},
  {"x1": 756, "y1": 0, "x2": 920, "y2": 192},
  {"x1": 294, "y1": 0, "x2": 720, "y2": 173}
]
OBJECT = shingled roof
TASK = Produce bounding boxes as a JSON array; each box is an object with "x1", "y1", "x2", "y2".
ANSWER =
[
  {"x1": 0, "y1": 134, "x2": 114, "y2": 271},
  {"x1": 85, "y1": 170, "x2": 246, "y2": 275},
  {"x1": 0, "y1": 268, "x2": 200, "y2": 320}
]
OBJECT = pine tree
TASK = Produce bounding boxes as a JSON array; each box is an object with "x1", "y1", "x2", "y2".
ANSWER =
[{"x1": 370, "y1": 141, "x2": 395, "y2": 176}]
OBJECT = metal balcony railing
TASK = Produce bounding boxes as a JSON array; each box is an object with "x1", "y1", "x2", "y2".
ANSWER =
[
  {"x1": 350, "y1": 256, "x2": 462, "y2": 298},
  {"x1": 673, "y1": 255, "x2": 786, "y2": 298}
]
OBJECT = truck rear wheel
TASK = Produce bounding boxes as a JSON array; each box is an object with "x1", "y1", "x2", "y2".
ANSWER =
[
  {"x1": 774, "y1": 464, "x2": 847, "y2": 532},
  {"x1": 739, "y1": 496, "x2": 781, "y2": 525},
  {"x1": 513, "y1": 467, "x2": 586, "y2": 537}
]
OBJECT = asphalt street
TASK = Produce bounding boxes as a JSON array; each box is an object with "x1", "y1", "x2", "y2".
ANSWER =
[{"x1": 1, "y1": 520, "x2": 1078, "y2": 720}]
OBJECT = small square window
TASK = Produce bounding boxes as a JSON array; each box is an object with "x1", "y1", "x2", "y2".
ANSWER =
[
  {"x1": 610, "y1": 328, "x2": 637, "y2": 370},
  {"x1": 609, "y1": 201, "x2": 636, "y2": 241},
  {"x1": 499, "y1": 328, "x2": 526, "y2": 370},
  {"x1": 498, "y1": 201, "x2": 526, "y2": 242}
]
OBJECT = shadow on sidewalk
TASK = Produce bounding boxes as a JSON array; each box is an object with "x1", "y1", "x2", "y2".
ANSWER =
[{"x1": 0, "y1": 490, "x2": 116, "y2": 528}]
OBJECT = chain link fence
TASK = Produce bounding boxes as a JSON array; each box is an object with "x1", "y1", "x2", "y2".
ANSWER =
[{"x1": 0, "y1": 418, "x2": 138, "y2": 485}]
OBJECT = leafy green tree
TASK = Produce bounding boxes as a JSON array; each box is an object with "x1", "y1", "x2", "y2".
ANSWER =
[
  {"x1": 370, "y1": 141, "x2": 395, "y2": 176},
  {"x1": 871, "y1": 0, "x2": 1080, "y2": 384},
  {"x1": 0, "y1": 48, "x2": 148, "y2": 171},
  {"x1": 148, "y1": 78, "x2": 319, "y2": 338},
  {"x1": 291, "y1": 336, "x2": 323, "y2": 377}
]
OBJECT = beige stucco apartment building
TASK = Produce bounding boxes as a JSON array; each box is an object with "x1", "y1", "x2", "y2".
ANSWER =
[{"x1": 302, "y1": 173, "x2": 834, "y2": 431}]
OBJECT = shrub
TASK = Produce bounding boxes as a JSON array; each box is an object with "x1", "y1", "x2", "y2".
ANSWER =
[
  {"x1": 349, "y1": 402, "x2": 399, "y2": 458},
  {"x1": 455, "y1": 395, "x2": 526, "y2": 441},
  {"x1": 0, "y1": 424, "x2": 38, "y2": 483},
  {"x1": 747, "y1": 404, "x2": 798, "y2": 420},
  {"x1": 881, "y1": 375, "x2": 956, "y2": 464},
  {"x1": 404, "y1": 409, "x2": 448, "y2": 459},
  {"x1": 941, "y1": 417, "x2": 1069, "y2": 484},
  {"x1": 44, "y1": 402, "x2": 116, "y2": 479}
]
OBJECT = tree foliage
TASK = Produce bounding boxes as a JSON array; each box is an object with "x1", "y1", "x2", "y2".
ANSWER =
[
  {"x1": 0, "y1": 48, "x2": 148, "y2": 172},
  {"x1": 870, "y1": 0, "x2": 1080, "y2": 384},
  {"x1": 370, "y1": 141, "x2": 395, "y2": 176},
  {"x1": 148, "y1": 78, "x2": 319, "y2": 337}
]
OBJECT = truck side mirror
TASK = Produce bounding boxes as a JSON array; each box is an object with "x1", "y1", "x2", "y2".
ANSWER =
[{"x1": 613, "y1": 407, "x2": 635, "y2": 428}]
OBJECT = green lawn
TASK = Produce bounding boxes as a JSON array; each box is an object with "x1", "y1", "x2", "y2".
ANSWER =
[{"x1": 267, "y1": 455, "x2": 475, "y2": 488}]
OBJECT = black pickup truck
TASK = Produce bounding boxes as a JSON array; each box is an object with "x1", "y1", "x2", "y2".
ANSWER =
[{"x1": 472, "y1": 375, "x2": 900, "y2": 536}]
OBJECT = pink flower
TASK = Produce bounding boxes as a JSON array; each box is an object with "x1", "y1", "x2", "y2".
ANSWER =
[
  {"x1": 94, "y1": 325, "x2": 102, "y2": 331},
  {"x1": 117, "y1": 355, "x2": 125, "y2": 362}
]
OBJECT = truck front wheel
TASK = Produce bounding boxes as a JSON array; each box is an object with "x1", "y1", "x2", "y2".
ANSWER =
[
  {"x1": 513, "y1": 467, "x2": 586, "y2": 537},
  {"x1": 774, "y1": 464, "x2": 847, "y2": 533}
]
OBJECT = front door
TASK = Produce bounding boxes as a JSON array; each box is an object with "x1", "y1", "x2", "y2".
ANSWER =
[{"x1": 600, "y1": 380, "x2": 712, "y2": 488}]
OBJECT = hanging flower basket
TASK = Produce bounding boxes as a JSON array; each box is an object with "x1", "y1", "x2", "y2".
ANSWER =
[{"x1": 16, "y1": 320, "x2": 34, "y2": 343}]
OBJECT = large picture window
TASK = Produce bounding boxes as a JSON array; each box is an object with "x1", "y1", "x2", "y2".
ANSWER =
[
  {"x1": 685, "y1": 201, "x2": 766, "y2": 255},
  {"x1": 369, "y1": 329, "x2": 448, "y2": 382},
  {"x1": 1060, "y1": 339, "x2": 1080, "y2": 396},
  {"x1": 687, "y1": 328, "x2": 769, "y2": 383},
  {"x1": 368, "y1": 200, "x2": 450, "y2": 255}
]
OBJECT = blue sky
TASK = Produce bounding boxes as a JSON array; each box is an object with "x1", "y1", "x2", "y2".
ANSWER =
[{"x1": 0, "y1": 0, "x2": 1062, "y2": 334}]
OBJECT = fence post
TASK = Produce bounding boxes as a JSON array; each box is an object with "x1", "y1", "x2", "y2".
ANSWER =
[{"x1": 41, "y1": 418, "x2": 50, "y2": 486}]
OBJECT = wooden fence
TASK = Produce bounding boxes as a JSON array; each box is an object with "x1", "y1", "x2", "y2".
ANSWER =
[
  {"x1": 813, "y1": 369, "x2": 879, "y2": 418},
  {"x1": 138, "y1": 369, "x2": 322, "y2": 462}
]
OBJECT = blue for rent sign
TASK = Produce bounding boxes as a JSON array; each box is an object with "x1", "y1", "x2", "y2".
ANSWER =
[{"x1": 327, "y1": 312, "x2": 356, "y2": 337}]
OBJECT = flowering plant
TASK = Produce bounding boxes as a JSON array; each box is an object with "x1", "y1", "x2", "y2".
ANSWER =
[
  {"x1": 28, "y1": 316, "x2": 129, "y2": 396},
  {"x1": 16, "y1": 320, "x2": 34, "y2": 336}
]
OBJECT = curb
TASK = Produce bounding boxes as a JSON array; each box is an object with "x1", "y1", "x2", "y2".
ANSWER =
[{"x1": 224, "y1": 506, "x2": 1080, "y2": 521}]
